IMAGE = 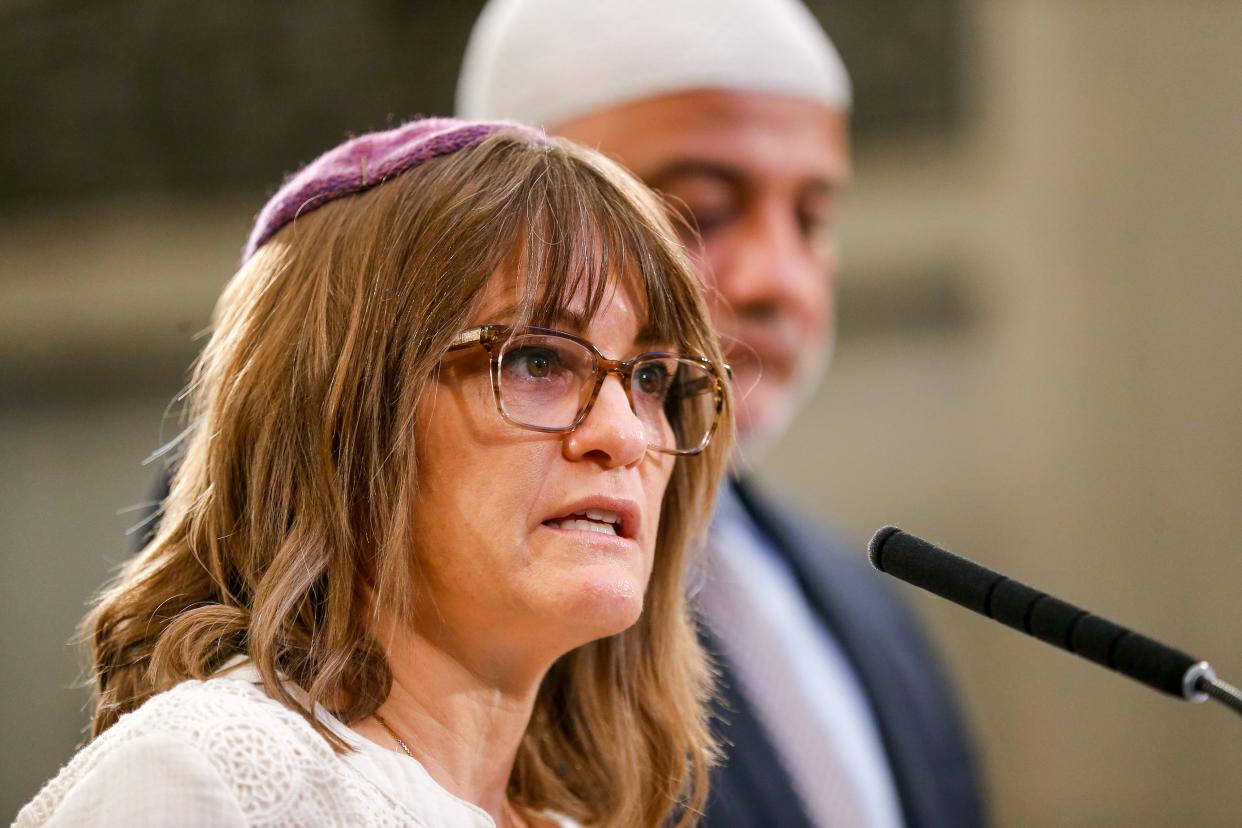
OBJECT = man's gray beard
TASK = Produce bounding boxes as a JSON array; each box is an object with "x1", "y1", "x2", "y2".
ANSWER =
[
  {"x1": 684, "y1": 337, "x2": 833, "y2": 601},
  {"x1": 730, "y1": 334, "x2": 834, "y2": 475}
]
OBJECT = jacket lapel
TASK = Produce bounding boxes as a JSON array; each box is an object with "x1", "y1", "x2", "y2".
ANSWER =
[{"x1": 731, "y1": 477, "x2": 985, "y2": 828}]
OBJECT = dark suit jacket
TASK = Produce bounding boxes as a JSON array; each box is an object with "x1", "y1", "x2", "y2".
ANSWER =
[{"x1": 700, "y1": 478, "x2": 987, "y2": 828}]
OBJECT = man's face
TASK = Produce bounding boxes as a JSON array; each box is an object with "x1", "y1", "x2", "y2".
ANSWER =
[{"x1": 556, "y1": 90, "x2": 850, "y2": 450}]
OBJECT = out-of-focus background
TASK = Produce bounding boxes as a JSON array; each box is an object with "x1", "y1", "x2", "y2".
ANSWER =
[{"x1": 3, "y1": 1, "x2": 1239, "y2": 823}]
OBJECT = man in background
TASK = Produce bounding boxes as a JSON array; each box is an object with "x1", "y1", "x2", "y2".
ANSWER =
[{"x1": 458, "y1": 1, "x2": 986, "y2": 826}]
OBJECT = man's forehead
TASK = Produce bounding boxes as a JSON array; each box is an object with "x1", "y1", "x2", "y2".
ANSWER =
[{"x1": 555, "y1": 89, "x2": 850, "y2": 188}]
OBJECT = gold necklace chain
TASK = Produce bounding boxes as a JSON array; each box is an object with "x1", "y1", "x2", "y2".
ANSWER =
[
  {"x1": 372, "y1": 712, "x2": 413, "y2": 757},
  {"x1": 370, "y1": 713, "x2": 531, "y2": 828}
]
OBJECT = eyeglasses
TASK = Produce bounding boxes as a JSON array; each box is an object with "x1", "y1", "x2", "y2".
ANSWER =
[{"x1": 447, "y1": 324, "x2": 731, "y2": 455}]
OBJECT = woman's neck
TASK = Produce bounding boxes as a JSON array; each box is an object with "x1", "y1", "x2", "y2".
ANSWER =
[{"x1": 359, "y1": 621, "x2": 551, "y2": 824}]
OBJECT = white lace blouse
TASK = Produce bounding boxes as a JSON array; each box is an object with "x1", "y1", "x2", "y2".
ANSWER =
[{"x1": 16, "y1": 665, "x2": 580, "y2": 828}]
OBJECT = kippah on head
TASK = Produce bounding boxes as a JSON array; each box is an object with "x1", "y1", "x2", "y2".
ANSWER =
[
  {"x1": 244, "y1": 117, "x2": 545, "y2": 262},
  {"x1": 456, "y1": 0, "x2": 851, "y2": 127}
]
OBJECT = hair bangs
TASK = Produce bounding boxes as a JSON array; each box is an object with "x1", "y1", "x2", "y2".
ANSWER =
[{"x1": 499, "y1": 142, "x2": 688, "y2": 349}]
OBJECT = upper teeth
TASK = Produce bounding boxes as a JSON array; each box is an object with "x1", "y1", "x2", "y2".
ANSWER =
[
  {"x1": 584, "y1": 509, "x2": 619, "y2": 524},
  {"x1": 548, "y1": 509, "x2": 621, "y2": 536}
]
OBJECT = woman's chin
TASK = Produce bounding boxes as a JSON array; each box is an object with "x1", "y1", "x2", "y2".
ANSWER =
[{"x1": 557, "y1": 570, "x2": 646, "y2": 641}]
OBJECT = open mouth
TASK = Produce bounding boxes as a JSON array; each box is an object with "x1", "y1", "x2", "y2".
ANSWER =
[{"x1": 543, "y1": 509, "x2": 623, "y2": 538}]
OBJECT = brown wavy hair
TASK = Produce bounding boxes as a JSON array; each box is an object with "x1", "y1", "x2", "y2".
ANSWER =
[{"x1": 82, "y1": 129, "x2": 733, "y2": 826}]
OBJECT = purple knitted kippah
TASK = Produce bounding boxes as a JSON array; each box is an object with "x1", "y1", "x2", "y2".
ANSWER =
[{"x1": 243, "y1": 117, "x2": 547, "y2": 262}]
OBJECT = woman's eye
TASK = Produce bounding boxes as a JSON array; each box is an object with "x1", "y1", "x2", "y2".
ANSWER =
[
  {"x1": 509, "y1": 348, "x2": 559, "y2": 379},
  {"x1": 635, "y1": 364, "x2": 672, "y2": 395}
]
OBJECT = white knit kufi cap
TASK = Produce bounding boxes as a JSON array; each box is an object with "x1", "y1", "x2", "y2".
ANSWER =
[{"x1": 456, "y1": 0, "x2": 851, "y2": 128}]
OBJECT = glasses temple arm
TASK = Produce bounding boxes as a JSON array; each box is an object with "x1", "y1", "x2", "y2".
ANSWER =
[{"x1": 447, "y1": 327, "x2": 487, "y2": 351}]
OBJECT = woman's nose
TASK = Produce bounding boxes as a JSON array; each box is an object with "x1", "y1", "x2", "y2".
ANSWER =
[{"x1": 562, "y1": 375, "x2": 648, "y2": 468}]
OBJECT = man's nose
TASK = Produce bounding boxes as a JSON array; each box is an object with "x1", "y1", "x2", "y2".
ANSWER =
[
  {"x1": 718, "y1": 200, "x2": 828, "y2": 316},
  {"x1": 562, "y1": 374, "x2": 647, "y2": 467}
]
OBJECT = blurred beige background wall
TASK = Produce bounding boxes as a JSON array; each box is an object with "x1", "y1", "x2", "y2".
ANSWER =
[{"x1": 3, "y1": 1, "x2": 1240, "y2": 824}]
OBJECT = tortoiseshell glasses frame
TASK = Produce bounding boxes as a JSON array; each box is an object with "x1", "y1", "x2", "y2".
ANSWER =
[{"x1": 447, "y1": 324, "x2": 731, "y2": 455}]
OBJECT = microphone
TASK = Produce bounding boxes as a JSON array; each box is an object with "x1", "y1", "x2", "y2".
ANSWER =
[{"x1": 868, "y1": 525, "x2": 1242, "y2": 718}]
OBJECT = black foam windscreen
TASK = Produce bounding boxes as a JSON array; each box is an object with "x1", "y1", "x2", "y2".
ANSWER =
[{"x1": 868, "y1": 526, "x2": 1199, "y2": 699}]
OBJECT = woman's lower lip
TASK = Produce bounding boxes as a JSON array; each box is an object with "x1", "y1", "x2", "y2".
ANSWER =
[{"x1": 538, "y1": 523, "x2": 636, "y2": 547}]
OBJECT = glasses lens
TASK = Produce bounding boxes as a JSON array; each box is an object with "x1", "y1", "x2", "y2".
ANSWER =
[
  {"x1": 497, "y1": 334, "x2": 594, "y2": 430},
  {"x1": 631, "y1": 357, "x2": 719, "y2": 453}
]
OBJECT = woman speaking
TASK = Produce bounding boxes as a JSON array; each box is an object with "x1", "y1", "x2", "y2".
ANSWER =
[{"x1": 17, "y1": 119, "x2": 733, "y2": 827}]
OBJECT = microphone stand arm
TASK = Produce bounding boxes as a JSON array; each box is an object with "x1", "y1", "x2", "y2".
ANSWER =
[{"x1": 1192, "y1": 669, "x2": 1242, "y2": 719}]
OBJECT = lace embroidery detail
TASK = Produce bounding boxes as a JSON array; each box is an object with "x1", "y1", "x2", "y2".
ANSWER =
[{"x1": 17, "y1": 677, "x2": 428, "y2": 827}]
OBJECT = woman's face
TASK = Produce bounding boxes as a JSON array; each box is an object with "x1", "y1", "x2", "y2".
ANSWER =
[{"x1": 409, "y1": 273, "x2": 678, "y2": 674}]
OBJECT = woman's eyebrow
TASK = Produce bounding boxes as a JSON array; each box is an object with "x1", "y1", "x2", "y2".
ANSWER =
[
  {"x1": 635, "y1": 322, "x2": 671, "y2": 349},
  {"x1": 483, "y1": 302, "x2": 673, "y2": 349},
  {"x1": 482, "y1": 302, "x2": 519, "y2": 324},
  {"x1": 485, "y1": 303, "x2": 591, "y2": 332}
]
